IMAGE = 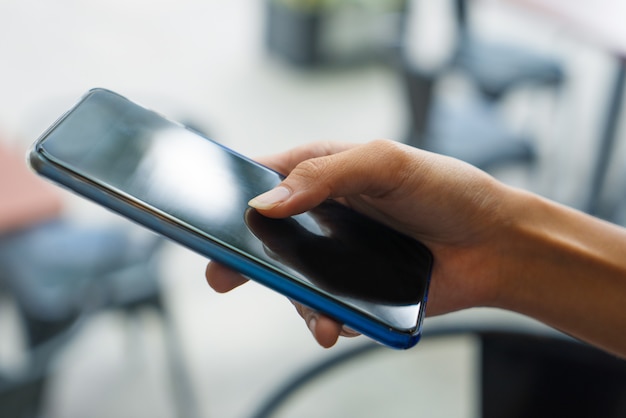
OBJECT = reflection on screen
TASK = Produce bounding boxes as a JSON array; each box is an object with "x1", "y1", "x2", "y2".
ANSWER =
[
  {"x1": 244, "y1": 207, "x2": 429, "y2": 304},
  {"x1": 40, "y1": 90, "x2": 432, "y2": 330}
]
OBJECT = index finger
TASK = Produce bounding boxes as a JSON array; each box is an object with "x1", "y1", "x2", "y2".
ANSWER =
[
  {"x1": 255, "y1": 141, "x2": 357, "y2": 175},
  {"x1": 205, "y1": 261, "x2": 249, "y2": 293}
]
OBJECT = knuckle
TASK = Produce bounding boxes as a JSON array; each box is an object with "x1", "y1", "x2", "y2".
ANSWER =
[
  {"x1": 366, "y1": 139, "x2": 417, "y2": 179},
  {"x1": 366, "y1": 139, "x2": 411, "y2": 168},
  {"x1": 368, "y1": 138, "x2": 396, "y2": 149},
  {"x1": 289, "y1": 157, "x2": 333, "y2": 188}
]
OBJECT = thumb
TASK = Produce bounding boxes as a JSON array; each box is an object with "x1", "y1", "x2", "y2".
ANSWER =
[{"x1": 248, "y1": 139, "x2": 412, "y2": 218}]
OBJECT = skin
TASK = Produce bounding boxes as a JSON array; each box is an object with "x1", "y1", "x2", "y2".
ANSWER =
[{"x1": 205, "y1": 139, "x2": 626, "y2": 357}]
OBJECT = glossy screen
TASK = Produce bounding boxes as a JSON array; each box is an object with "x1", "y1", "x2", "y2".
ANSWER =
[{"x1": 37, "y1": 90, "x2": 432, "y2": 330}]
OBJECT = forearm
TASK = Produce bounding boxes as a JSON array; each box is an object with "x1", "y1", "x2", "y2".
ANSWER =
[{"x1": 494, "y1": 188, "x2": 626, "y2": 358}]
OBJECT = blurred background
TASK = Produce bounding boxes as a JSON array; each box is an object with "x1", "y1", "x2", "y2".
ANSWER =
[{"x1": 1, "y1": 0, "x2": 625, "y2": 417}]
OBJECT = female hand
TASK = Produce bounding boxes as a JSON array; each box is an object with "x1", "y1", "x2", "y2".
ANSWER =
[{"x1": 206, "y1": 139, "x2": 511, "y2": 347}]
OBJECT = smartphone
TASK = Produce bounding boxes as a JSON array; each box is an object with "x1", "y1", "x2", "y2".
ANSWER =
[{"x1": 29, "y1": 88, "x2": 433, "y2": 349}]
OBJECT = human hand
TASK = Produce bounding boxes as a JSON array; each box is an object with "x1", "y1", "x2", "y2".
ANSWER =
[{"x1": 206, "y1": 139, "x2": 512, "y2": 347}]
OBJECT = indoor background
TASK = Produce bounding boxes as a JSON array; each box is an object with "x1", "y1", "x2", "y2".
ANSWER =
[{"x1": 1, "y1": 0, "x2": 625, "y2": 417}]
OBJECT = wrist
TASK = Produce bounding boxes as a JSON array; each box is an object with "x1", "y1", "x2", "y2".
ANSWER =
[{"x1": 489, "y1": 188, "x2": 626, "y2": 356}]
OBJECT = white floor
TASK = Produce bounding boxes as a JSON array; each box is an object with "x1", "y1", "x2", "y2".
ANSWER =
[{"x1": 1, "y1": 1, "x2": 624, "y2": 417}]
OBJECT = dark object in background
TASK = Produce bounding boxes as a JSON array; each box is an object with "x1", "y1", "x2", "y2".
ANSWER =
[
  {"x1": 265, "y1": 0, "x2": 323, "y2": 67},
  {"x1": 0, "y1": 316, "x2": 83, "y2": 418},
  {"x1": 251, "y1": 328, "x2": 626, "y2": 418},
  {"x1": 481, "y1": 331, "x2": 626, "y2": 418},
  {"x1": 265, "y1": 0, "x2": 406, "y2": 68}
]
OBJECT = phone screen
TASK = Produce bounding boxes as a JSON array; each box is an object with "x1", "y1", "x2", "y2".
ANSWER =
[{"x1": 34, "y1": 90, "x2": 432, "y2": 333}]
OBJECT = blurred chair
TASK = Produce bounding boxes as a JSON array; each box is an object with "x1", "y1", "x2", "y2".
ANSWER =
[
  {"x1": 0, "y1": 371, "x2": 45, "y2": 418},
  {"x1": 0, "y1": 220, "x2": 201, "y2": 418},
  {"x1": 450, "y1": 0, "x2": 565, "y2": 102},
  {"x1": 251, "y1": 326, "x2": 626, "y2": 418},
  {"x1": 0, "y1": 142, "x2": 197, "y2": 418},
  {"x1": 453, "y1": 37, "x2": 565, "y2": 102},
  {"x1": 401, "y1": 62, "x2": 538, "y2": 171},
  {"x1": 400, "y1": 0, "x2": 565, "y2": 171},
  {"x1": 401, "y1": 63, "x2": 536, "y2": 170},
  {"x1": 0, "y1": 220, "x2": 164, "y2": 347},
  {"x1": 0, "y1": 221, "x2": 166, "y2": 415},
  {"x1": 0, "y1": 310, "x2": 85, "y2": 418}
]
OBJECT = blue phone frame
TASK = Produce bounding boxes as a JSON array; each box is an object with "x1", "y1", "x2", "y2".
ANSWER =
[{"x1": 28, "y1": 88, "x2": 431, "y2": 349}]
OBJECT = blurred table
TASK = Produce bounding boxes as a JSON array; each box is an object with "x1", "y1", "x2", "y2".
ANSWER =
[{"x1": 506, "y1": 0, "x2": 626, "y2": 217}]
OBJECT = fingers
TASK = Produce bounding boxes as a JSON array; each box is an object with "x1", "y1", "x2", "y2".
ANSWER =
[
  {"x1": 313, "y1": 316, "x2": 343, "y2": 348},
  {"x1": 294, "y1": 302, "x2": 360, "y2": 348},
  {"x1": 209, "y1": 141, "x2": 399, "y2": 348},
  {"x1": 206, "y1": 260, "x2": 362, "y2": 347},
  {"x1": 205, "y1": 261, "x2": 360, "y2": 347},
  {"x1": 205, "y1": 261, "x2": 249, "y2": 293},
  {"x1": 249, "y1": 139, "x2": 416, "y2": 218},
  {"x1": 204, "y1": 144, "x2": 337, "y2": 293},
  {"x1": 255, "y1": 141, "x2": 357, "y2": 175}
]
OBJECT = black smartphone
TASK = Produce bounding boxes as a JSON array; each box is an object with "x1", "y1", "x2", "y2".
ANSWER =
[{"x1": 28, "y1": 88, "x2": 433, "y2": 349}]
